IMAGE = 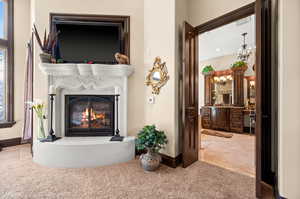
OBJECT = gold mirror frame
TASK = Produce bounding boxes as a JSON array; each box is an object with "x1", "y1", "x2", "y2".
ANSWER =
[{"x1": 145, "y1": 57, "x2": 170, "y2": 95}]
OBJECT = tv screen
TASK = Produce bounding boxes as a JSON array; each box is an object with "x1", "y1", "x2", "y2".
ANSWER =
[{"x1": 55, "y1": 23, "x2": 122, "y2": 63}]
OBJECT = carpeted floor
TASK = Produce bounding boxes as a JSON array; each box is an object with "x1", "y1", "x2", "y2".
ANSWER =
[{"x1": 0, "y1": 144, "x2": 256, "y2": 199}]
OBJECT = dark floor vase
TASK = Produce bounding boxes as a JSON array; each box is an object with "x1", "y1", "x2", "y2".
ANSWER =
[{"x1": 140, "y1": 149, "x2": 161, "y2": 171}]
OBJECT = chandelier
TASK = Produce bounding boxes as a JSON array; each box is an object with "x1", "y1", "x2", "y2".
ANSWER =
[{"x1": 237, "y1": 32, "x2": 252, "y2": 62}]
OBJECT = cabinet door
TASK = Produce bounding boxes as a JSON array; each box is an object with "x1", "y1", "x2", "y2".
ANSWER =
[
  {"x1": 201, "y1": 107, "x2": 211, "y2": 129},
  {"x1": 230, "y1": 108, "x2": 244, "y2": 133},
  {"x1": 211, "y1": 108, "x2": 229, "y2": 131}
]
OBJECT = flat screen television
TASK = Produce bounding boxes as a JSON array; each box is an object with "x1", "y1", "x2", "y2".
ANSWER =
[{"x1": 54, "y1": 22, "x2": 123, "y2": 64}]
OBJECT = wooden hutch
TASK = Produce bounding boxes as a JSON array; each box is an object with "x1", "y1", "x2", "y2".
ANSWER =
[{"x1": 201, "y1": 66, "x2": 255, "y2": 133}]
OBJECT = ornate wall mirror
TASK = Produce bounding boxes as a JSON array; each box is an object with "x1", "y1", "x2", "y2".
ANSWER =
[{"x1": 145, "y1": 57, "x2": 169, "y2": 95}]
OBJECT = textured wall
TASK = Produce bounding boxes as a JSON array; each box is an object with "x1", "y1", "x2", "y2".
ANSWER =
[{"x1": 278, "y1": 0, "x2": 300, "y2": 198}]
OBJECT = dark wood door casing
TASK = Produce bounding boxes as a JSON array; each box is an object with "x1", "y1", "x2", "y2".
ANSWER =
[
  {"x1": 186, "y1": 1, "x2": 278, "y2": 198},
  {"x1": 255, "y1": 0, "x2": 263, "y2": 197},
  {"x1": 182, "y1": 21, "x2": 199, "y2": 168}
]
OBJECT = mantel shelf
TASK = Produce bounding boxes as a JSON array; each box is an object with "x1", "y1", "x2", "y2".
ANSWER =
[{"x1": 39, "y1": 63, "x2": 135, "y2": 77}]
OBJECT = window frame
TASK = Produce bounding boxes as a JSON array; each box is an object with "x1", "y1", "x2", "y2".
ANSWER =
[{"x1": 0, "y1": 0, "x2": 15, "y2": 128}]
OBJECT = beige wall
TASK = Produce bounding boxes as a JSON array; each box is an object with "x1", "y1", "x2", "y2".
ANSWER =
[
  {"x1": 187, "y1": 0, "x2": 255, "y2": 26},
  {"x1": 144, "y1": 0, "x2": 187, "y2": 157},
  {"x1": 0, "y1": 0, "x2": 31, "y2": 140},
  {"x1": 144, "y1": 0, "x2": 176, "y2": 157},
  {"x1": 278, "y1": 0, "x2": 300, "y2": 198}
]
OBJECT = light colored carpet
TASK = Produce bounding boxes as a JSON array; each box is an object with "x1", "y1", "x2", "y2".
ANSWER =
[{"x1": 0, "y1": 144, "x2": 256, "y2": 199}]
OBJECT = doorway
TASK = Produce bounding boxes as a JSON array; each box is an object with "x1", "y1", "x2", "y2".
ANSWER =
[
  {"x1": 198, "y1": 13, "x2": 256, "y2": 177},
  {"x1": 181, "y1": 1, "x2": 278, "y2": 198}
]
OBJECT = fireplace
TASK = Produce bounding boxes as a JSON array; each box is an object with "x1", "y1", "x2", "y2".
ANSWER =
[{"x1": 65, "y1": 95, "x2": 115, "y2": 136}]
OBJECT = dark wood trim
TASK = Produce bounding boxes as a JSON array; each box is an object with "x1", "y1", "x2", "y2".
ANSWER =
[
  {"x1": 255, "y1": 0, "x2": 263, "y2": 196},
  {"x1": 0, "y1": 121, "x2": 16, "y2": 128},
  {"x1": 0, "y1": 0, "x2": 15, "y2": 128},
  {"x1": 49, "y1": 13, "x2": 130, "y2": 63},
  {"x1": 195, "y1": 3, "x2": 255, "y2": 34},
  {"x1": 160, "y1": 153, "x2": 182, "y2": 168},
  {"x1": 0, "y1": 137, "x2": 21, "y2": 150},
  {"x1": 261, "y1": 181, "x2": 275, "y2": 198}
]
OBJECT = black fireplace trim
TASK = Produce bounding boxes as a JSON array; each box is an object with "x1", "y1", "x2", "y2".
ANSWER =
[{"x1": 65, "y1": 95, "x2": 116, "y2": 137}]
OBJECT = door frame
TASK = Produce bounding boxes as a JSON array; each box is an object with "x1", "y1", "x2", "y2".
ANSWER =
[{"x1": 181, "y1": 1, "x2": 279, "y2": 198}]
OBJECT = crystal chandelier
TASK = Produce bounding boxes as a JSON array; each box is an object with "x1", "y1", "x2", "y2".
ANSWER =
[{"x1": 237, "y1": 32, "x2": 252, "y2": 62}]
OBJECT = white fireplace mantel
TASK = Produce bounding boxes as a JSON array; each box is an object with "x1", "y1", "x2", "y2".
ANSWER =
[
  {"x1": 33, "y1": 63, "x2": 136, "y2": 168},
  {"x1": 39, "y1": 63, "x2": 134, "y2": 77},
  {"x1": 39, "y1": 63, "x2": 135, "y2": 138}
]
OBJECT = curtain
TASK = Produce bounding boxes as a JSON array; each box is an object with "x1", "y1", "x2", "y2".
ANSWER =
[{"x1": 22, "y1": 34, "x2": 34, "y2": 142}]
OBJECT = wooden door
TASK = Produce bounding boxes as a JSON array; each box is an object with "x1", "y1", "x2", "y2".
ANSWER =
[{"x1": 182, "y1": 21, "x2": 199, "y2": 168}]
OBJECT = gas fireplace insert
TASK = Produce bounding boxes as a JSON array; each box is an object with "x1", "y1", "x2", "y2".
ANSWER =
[{"x1": 65, "y1": 95, "x2": 115, "y2": 136}]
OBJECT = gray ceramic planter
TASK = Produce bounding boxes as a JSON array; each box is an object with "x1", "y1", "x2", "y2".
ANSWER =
[{"x1": 140, "y1": 149, "x2": 161, "y2": 171}]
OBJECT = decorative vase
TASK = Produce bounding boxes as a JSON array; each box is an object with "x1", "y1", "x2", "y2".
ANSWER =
[
  {"x1": 39, "y1": 53, "x2": 51, "y2": 63},
  {"x1": 37, "y1": 118, "x2": 46, "y2": 139},
  {"x1": 140, "y1": 148, "x2": 161, "y2": 171}
]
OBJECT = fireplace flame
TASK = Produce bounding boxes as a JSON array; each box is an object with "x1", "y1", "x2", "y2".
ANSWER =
[{"x1": 81, "y1": 108, "x2": 105, "y2": 123}]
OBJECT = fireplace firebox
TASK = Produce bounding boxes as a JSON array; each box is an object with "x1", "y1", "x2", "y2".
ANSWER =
[{"x1": 65, "y1": 95, "x2": 115, "y2": 136}]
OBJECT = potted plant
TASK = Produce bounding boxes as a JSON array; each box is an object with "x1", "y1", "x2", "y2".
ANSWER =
[
  {"x1": 33, "y1": 25, "x2": 59, "y2": 63},
  {"x1": 231, "y1": 60, "x2": 248, "y2": 71},
  {"x1": 136, "y1": 125, "x2": 168, "y2": 171},
  {"x1": 202, "y1": 65, "x2": 215, "y2": 75}
]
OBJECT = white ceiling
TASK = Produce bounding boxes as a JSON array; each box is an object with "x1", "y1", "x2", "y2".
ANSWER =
[{"x1": 199, "y1": 15, "x2": 256, "y2": 61}]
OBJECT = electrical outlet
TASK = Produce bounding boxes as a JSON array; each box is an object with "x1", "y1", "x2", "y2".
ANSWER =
[{"x1": 148, "y1": 96, "x2": 155, "y2": 104}]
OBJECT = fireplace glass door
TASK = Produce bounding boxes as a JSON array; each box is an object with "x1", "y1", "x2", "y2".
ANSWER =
[{"x1": 65, "y1": 95, "x2": 115, "y2": 136}]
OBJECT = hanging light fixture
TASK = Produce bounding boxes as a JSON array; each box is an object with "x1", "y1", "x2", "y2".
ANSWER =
[{"x1": 237, "y1": 32, "x2": 252, "y2": 62}]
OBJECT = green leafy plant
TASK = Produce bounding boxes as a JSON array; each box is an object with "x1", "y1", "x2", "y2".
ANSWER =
[
  {"x1": 202, "y1": 65, "x2": 214, "y2": 74},
  {"x1": 136, "y1": 125, "x2": 168, "y2": 153},
  {"x1": 231, "y1": 60, "x2": 247, "y2": 69}
]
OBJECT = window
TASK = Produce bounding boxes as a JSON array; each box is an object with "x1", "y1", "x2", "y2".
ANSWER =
[{"x1": 0, "y1": 0, "x2": 14, "y2": 128}]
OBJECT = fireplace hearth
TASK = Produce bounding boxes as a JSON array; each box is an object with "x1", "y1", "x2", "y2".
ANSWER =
[{"x1": 65, "y1": 95, "x2": 115, "y2": 136}]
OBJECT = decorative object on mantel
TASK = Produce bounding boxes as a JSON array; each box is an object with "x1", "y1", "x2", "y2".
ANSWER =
[
  {"x1": 145, "y1": 57, "x2": 170, "y2": 95},
  {"x1": 27, "y1": 99, "x2": 46, "y2": 139},
  {"x1": 33, "y1": 25, "x2": 59, "y2": 63},
  {"x1": 110, "y1": 95, "x2": 124, "y2": 142},
  {"x1": 136, "y1": 125, "x2": 168, "y2": 171},
  {"x1": 40, "y1": 86, "x2": 61, "y2": 142},
  {"x1": 115, "y1": 53, "x2": 129, "y2": 64},
  {"x1": 202, "y1": 65, "x2": 215, "y2": 75}
]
